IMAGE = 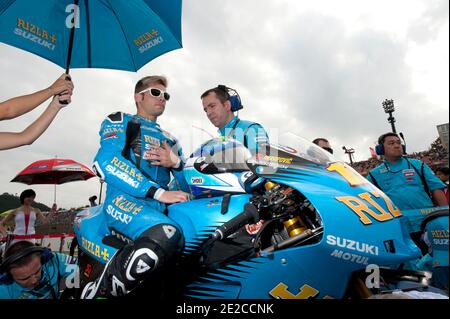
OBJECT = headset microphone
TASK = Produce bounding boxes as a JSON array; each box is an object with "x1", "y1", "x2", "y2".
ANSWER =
[{"x1": 399, "y1": 132, "x2": 407, "y2": 154}]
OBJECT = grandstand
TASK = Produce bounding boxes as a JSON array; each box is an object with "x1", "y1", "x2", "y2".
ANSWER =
[{"x1": 35, "y1": 209, "x2": 81, "y2": 234}]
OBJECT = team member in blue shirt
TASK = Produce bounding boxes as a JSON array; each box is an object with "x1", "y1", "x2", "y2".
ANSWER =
[
  {"x1": 201, "y1": 85, "x2": 269, "y2": 154},
  {"x1": 81, "y1": 76, "x2": 190, "y2": 298},
  {"x1": 367, "y1": 132, "x2": 447, "y2": 210},
  {"x1": 0, "y1": 241, "x2": 77, "y2": 299}
]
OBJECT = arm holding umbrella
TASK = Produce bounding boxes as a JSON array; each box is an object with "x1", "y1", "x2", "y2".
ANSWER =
[
  {"x1": 0, "y1": 74, "x2": 73, "y2": 120},
  {"x1": 0, "y1": 91, "x2": 73, "y2": 151}
]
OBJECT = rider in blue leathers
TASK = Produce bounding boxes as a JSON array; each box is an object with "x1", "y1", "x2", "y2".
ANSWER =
[{"x1": 81, "y1": 76, "x2": 190, "y2": 298}]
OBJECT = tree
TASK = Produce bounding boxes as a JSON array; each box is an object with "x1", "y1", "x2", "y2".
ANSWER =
[
  {"x1": 429, "y1": 137, "x2": 447, "y2": 156},
  {"x1": 0, "y1": 193, "x2": 50, "y2": 212}
]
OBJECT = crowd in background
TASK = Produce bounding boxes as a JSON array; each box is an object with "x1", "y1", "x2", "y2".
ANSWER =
[
  {"x1": 35, "y1": 209, "x2": 79, "y2": 228},
  {"x1": 352, "y1": 138, "x2": 449, "y2": 177}
]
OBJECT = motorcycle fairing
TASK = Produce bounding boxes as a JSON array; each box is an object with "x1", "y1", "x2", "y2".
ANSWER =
[
  {"x1": 182, "y1": 163, "x2": 422, "y2": 299},
  {"x1": 168, "y1": 194, "x2": 252, "y2": 255}
]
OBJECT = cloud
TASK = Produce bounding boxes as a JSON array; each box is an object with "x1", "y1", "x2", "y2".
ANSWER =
[
  {"x1": 408, "y1": 0, "x2": 449, "y2": 44},
  {"x1": 1, "y1": 0, "x2": 448, "y2": 208}
]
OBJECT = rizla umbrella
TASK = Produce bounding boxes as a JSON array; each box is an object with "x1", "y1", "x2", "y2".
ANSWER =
[
  {"x1": 0, "y1": 0, "x2": 183, "y2": 73},
  {"x1": 11, "y1": 158, "x2": 96, "y2": 203}
]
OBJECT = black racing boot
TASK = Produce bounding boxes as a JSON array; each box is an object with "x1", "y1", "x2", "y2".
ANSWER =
[{"x1": 80, "y1": 242, "x2": 160, "y2": 298}]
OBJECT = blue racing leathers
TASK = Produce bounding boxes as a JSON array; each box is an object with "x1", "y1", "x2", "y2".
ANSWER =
[
  {"x1": 93, "y1": 112, "x2": 189, "y2": 239},
  {"x1": 81, "y1": 112, "x2": 188, "y2": 298}
]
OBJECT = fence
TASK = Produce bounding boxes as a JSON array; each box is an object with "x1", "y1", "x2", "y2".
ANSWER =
[{"x1": 1, "y1": 233, "x2": 76, "y2": 254}]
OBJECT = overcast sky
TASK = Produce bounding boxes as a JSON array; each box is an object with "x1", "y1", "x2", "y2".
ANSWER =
[{"x1": 1, "y1": 0, "x2": 448, "y2": 209}]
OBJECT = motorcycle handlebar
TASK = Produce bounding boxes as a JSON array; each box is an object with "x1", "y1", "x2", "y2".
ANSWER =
[{"x1": 212, "y1": 203, "x2": 259, "y2": 240}]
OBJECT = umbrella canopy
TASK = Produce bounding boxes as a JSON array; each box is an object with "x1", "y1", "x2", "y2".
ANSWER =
[
  {"x1": 11, "y1": 158, "x2": 96, "y2": 185},
  {"x1": 0, "y1": 0, "x2": 183, "y2": 72}
]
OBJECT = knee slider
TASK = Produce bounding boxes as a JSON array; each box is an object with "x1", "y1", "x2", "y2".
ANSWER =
[
  {"x1": 138, "y1": 224, "x2": 184, "y2": 264},
  {"x1": 122, "y1": 239, "x2": 161, "y2": 283}
]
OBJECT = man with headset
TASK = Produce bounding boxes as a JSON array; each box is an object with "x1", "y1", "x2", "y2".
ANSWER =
[
  {"x1": 201, "y1": 85, "x2": 269, "y2": 154},
  {"x1": 0, "y1": 241, "x2": 77, "y2": 299},
  {"x1": 367, "y1": 132, "x2": 447, "y2": 210}
]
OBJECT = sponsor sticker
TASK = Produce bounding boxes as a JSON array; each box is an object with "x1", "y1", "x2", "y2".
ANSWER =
[{"x1": 190, "y1": 177, "x2": 204, "y2": 185}]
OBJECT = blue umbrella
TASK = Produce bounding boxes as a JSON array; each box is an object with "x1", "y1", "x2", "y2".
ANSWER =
[{"x1": 0, "y1": 0, "x2": 183, "y2": 73}]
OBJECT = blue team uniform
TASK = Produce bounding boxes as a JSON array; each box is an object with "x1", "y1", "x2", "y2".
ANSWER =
[
  {"x1": 0, "y1": 253, "x2": 76, "y2": 299},
  {"x1": 219, "y1": 116, "x2": 269, "y2": 154},
  {"x1": 367, "y1": 157, "x2": 445, "y2": 210}
]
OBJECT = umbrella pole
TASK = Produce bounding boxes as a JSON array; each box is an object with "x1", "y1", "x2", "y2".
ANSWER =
[
  {"x1": 54, "y1": 155, "x2": 57, "y2": 204},
  {"x1": 60, "y1": 0, "x2": 80, "y2": 104},
  {"x1": 65, "y1": 0, "x2": 80, "y2": 75}
]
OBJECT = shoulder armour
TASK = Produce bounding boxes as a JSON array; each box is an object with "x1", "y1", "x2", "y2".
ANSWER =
[{"x1": 107, "y1": 112, "x2": 124, "y2": 123}]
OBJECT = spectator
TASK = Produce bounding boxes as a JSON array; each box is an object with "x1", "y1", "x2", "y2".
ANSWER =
[
  {"x1": 0, "y1": 189, "x2": 57, "y2": 244},
  {"x1": 367, "y1": 133, "x2": 447, "y2": 210},
  {"x1": 421, "y1": 153, "x2": 433, "y2": 166},
  {"x1": 435, "y1": 167, "x2": 449, "y2": 204},
  {"x1": 435, "y1": 167, "x2": 449, "y2": 184},
  {"x1": 0, "y1": 241, "x2": 77, "y2": 299},
  {"x1": 0, "y1": 74, "x2": 74, "y2": 151},
  {"x1": 312, "y1": 138, "x2": 334, "y2": 154}
]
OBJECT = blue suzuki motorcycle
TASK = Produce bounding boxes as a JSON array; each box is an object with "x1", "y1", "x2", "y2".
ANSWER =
[{"x1": 73, "y1": 135, "x2": 448, "y2": 298}]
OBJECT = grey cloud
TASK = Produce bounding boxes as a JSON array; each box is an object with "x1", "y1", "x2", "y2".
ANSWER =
[{"x1": 408, "y1": 0, "x2": 449, "y2": 44}]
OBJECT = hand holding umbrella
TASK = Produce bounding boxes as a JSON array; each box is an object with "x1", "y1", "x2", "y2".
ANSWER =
[
  {"x1": 0, "y1": 89, "x2": 74, "y2": 151},
  {"x1": 49, "y1": 74, "x2": 74, "y2": 104},
  {"x1": 0, "y1": 73, "x2": 75, "y2": 151}
]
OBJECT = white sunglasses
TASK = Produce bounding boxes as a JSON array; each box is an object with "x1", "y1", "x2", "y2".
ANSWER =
[{"x1": 138, "y1": 87, "x2": 170, "y2": 101}]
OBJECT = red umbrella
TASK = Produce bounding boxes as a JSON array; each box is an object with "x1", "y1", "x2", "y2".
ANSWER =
[{"x1": 11, "y1": 158, "x2": 96, "y2": 203}]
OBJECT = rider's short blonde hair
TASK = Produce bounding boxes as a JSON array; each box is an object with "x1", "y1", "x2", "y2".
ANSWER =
[{"x1": 135, "y1": 76, "x2": 168, "y2": 93}]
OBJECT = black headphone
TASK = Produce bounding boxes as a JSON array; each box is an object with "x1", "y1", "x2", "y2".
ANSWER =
[
  {"x1": 217, "y1": 85, "x2": 243, "y2": 112},
  {"x1": 0, "y1": 246, "x2": 52, "y2": 275},
  {"x1": 375, "y1": 132, "x2": 406, "y2": 156}
]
